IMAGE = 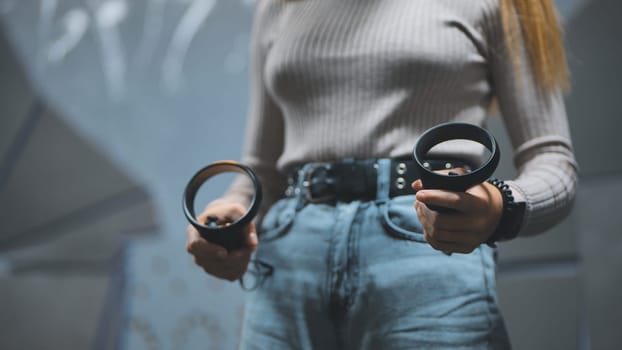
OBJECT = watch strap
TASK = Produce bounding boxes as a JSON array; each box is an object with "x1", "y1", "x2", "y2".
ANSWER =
[{"x1": 485, "y1": 178, "x2": 526, "y2": 247}]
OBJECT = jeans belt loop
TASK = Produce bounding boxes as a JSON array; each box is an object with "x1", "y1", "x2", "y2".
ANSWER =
[
  {"x1": 375, "y1": 159, "x2": 391, "y2": 204},
  {"x1": 294, "y1": 163, "x2": 314, "y2": 210}
]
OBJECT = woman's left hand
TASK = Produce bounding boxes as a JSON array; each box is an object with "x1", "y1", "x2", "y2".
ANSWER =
[{"x1": 411, "y1": 177, "x2": 504, "y2": 254}]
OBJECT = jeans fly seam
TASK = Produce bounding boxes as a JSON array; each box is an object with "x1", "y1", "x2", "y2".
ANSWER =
[
  {"x1": 343, "y1": 207, "x2": 362, "y2": 316},
  {"x1": 325, "y1": 203, "x2": 343, "y2": 310},
  {"x1": 327, "y1": 202, "x2": 360, "y2": 322}
]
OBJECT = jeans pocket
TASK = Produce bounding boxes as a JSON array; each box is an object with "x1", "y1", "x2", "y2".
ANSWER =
[
  {"x1": 380, "y1": 195, "x2": 426, "y2": 243},
  {"x1": 258, "y1": 197, "x2": 296, "y2": 242}
]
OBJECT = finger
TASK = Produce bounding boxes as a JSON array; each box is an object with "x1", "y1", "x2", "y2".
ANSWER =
[
  {"x1": 433, "y1": 242, "x2": 476, "y2": 254},
  {"x1": 415, "y1": 200, "x2": 443, "y2": 234},
  {"x1": 416, "y1": 189, "x2": 462, "y2": 211},
  {"x1": 186, "y1": 227, "x2": 228, "y2": 259},
  {"x1": 428, "y1": 228, "x2": 480, "y2": 246},
  {"x1": 411, "y1": 179, "x2": 423, "y2": 191},
  {"x1": 415, "y1": 200, "x2": 432, "y2": 225},
  {"x1": 217, "y1": 256, "x2": 252, "y2": 280},
  {"x1": 411, "y1": 168, "x2": 466, "y2": 190},
  {"x1": 198, "y1": 203, "x2": 247, "y2": 224},
  {"x1": 185, "y1": 225, "x2": 203, "y2": 251},
  {"x1": 417, "y1": 205, "x2": 470, "y2": 243},
  {"x1": 243, "y1": 221, "x2": 259, "y2": 250},
  {"x1": 193, "y1": 247, "x2": 250, "y2": 275},
  {"x1": 424, "y1": 210, "x2": 483, "y2": 233},
  {"x1": 416, "y1": 189, "x2": 482, "y2": 213},
  {"x1": 226, "y1": 247, "x2": 253, "y2": 263},
  {"x1": 197, "y1": 259, "x2": 246, "y2": 281},
  {"x1": 417, "y1": 201, "x2": 486, "y2": 241},
  {"x1": 424, "y1": 231, "x2": 477, "y2": 254},
  {"x1": 419, "y1": 184, "x2": 494, "y2": 214}
]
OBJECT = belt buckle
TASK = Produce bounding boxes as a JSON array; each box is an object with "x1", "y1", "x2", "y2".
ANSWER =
[{"x1": 302, "y1": 164, "x2": 336, "y2": 203}]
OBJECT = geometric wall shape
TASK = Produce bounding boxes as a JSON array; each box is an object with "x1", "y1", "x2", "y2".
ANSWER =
[
  {"x1": 0, "y1": 25, "x2": 32, "y2": 162},
  {"x1": 0, "y1": 106, "x2": 157, "y2": 252},
  {"x1": 0, "y1": 23, "x2": 159, "y2": 350}
]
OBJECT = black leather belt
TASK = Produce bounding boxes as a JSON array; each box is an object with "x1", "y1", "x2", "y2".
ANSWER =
[{"x1": 287, "y1": 158, "x2": 471, "y2": 203}]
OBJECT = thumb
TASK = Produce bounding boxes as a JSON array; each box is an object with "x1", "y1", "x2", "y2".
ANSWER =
[
  {"x1": 411, "y1": 179, "x2": 423, "y2": 191},
  {"x1": 244, "y1": 221, "x2": 259, "y2": 250}
]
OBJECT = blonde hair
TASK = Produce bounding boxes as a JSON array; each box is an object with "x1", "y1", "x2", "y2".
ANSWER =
[{"x1": 500, "y1": 0, "x2": 570, "y2": 92}]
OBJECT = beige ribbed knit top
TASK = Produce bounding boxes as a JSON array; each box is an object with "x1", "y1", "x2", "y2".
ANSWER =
[{"x1": 224, "y1": 0, "x2": 578, "y2": 237}]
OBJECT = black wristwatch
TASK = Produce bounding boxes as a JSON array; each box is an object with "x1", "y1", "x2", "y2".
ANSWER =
[{"x1": 485, "y1": 178, "x2": 526, "y2": 247}]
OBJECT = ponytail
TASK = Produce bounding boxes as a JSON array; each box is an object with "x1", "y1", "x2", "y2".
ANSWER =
[{"x1": 500, "y1": 0, "x2": 570, "y2": 92}]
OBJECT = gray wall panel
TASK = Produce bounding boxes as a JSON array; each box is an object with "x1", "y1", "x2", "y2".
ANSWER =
[
  {"x1": 497, "y1": 215, "x2": 579, "y2": 263},
  {"x1": 0, "y1": 275, "x2": 111, "y2": 350},
  {"x1": 0, "y1": 25, "x2": 33, "y2": 161},
  {"x1": 497, "y1": 274, "x2": 579, "y2": 350},
  {"x1": 576, "y1": 177, "x2": 622, "y2": 350},
  {"x1": 565, "y1": 0, "x2": 622, "y2": 176}
]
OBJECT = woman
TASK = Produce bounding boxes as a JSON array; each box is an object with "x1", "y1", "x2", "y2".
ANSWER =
[{"x1": 186, "y1": 0, "x2": 578, "y2": 348}]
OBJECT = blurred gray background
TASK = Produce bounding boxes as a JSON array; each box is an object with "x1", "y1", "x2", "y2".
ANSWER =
[{"x1": 0, "y1": 0, "x2": 620, "y2": 349}]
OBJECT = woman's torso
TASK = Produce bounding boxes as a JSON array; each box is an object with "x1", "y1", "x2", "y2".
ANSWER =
[{"x1": 259, "y1": 0, "x2": 500, "y2": 171}]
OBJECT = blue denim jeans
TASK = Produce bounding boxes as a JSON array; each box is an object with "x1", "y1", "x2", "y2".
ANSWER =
[{"x1": 240, "y1": 160, "x2": 511, "y2": 349}]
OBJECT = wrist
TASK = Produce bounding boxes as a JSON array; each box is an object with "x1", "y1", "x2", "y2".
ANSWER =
[
  {"x1": 484, "y1": 180, "x2": 504, "y2": 229},
  {"x1": 484, "y1": 178, "x2": 526, "y2": 247}
]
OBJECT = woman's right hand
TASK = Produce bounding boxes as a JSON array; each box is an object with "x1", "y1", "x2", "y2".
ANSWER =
[{"x1": 185, "y1": 202, "x2": 258, "y2": 281}]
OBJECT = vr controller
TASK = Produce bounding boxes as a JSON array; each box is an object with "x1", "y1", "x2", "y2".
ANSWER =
[
  {"x1": 182, "y1": 160, "x2": 262, "y2": 251},
  {"x1": 413, "y1": 122, "x2": 500, "y2": 212}
]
